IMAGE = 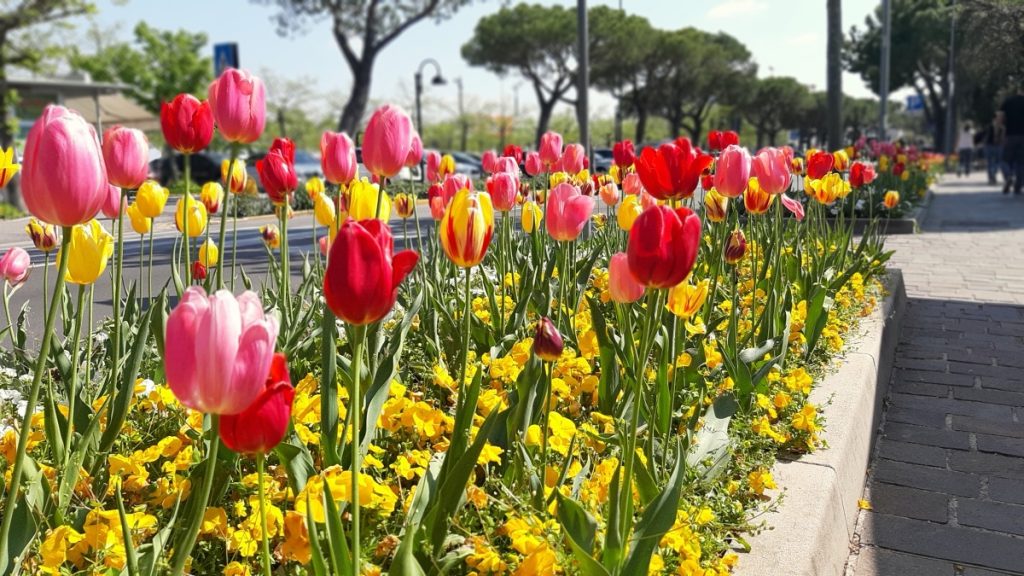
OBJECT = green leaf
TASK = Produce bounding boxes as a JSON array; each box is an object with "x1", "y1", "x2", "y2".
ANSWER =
[
  {"x1": 621, "y1": 441, "x2": 686, "y2": 575},
  {"x1": 686, "y1": 395, "x2": 737, "y2": 481},
  {"x1": 98, "y1": 303, "x2": 153, "y2": 454},
  {"x1": 556, "y1": 493, "x2": 611, "y2": 576}
]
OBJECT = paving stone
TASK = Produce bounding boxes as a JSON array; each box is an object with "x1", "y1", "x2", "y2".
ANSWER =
[
  {"x1": 962, "y1": 567, "x2": 1023, "y2": 576},
  {"x1": 977, "y1": 434, "x2": 1024, "y2": 458},
  {"x1": 951, "y1": 415, "x2": 1024, "y2": 438},
  {"x1": 958, "y1": 498, "x2": 1024, "y2": 536},
  {"x1": 872, "y1": 459, "x2": 981, "y2": 497},
  {"x1": 886, "y1": 406, "x2": 948, "y2": 429},
  {"x1": 948, "y1": 450, "x2": 1024, "y2": 480},
  {"x1": 897, "y1": 368, "x2": 976, "y2": 387},
  {"x1": 989, "y1": 477, "x2": 1024, "y2": 505},
  {"x1": 890, "y1": 380, "x2": 951, "y2": 397},
  {"x1": 882, "y1": 422, "x2": 971, "y2": 450},
  {"x1": 875, "y1": 439, "x2": 948, "y2": 468},
  {"x1": 861, "y1": 513, "x2": 1024, "y2": 572},
  {"x1": 953, "y1": 387, "x2": 1024, "y2": 407},
  {"x1": 851, "y1": 547, "x2": 956, "y2": 576},
  {"x1": 889, "y1": 394, "x2": 1015, "y2": 420},
  {"x1": 869, "y1": 483, "x2": 948, "y2": 523}
]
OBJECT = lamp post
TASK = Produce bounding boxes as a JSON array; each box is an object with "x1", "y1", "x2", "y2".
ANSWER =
[
  {"x1": 577, "y1": 0, "x2": 590, "y2": 161},
  {"x1": 455, "y1": 77, "x2": 467, "y2": 151},
  {"x1": 879, "y1": 0, "x2": 892, "y2": 141},
  {"x1": 414, "y1": 58, "x2": 447, "y2": 138}
]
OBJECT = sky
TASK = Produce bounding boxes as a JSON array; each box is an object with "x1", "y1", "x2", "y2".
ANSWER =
[{"x1": 68, "y1": 0, "x2": 890, "y2": 122}]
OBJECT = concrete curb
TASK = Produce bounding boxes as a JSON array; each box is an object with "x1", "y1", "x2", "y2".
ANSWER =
[{"x1": 735, "y1": 269, "x2": 907, "y2": 576}]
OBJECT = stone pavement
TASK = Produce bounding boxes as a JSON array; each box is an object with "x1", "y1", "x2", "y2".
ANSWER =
[{"x1": 846, "y1": 173, "x2": 1024, "y2": 576}]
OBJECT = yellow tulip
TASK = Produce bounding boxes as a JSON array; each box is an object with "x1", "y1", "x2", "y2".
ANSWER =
[
  {"x1": 199, "y1": 239, "x2": 219, "y2": 267},
  {"x1": 883, "y1": 190, "x2": 900, "y2": 209},
  {"x1": 743, "y1": 177, "x2": 775, "y2": 215},
  {"x1": 667, "y1": 278, "x2": 709, "y2": 320},
  {"x1": 314, "y1": 193, "x2": 336, "y2": 227},
  {"x1": 127, "y1": 203, "x2": 151, "y2": 235},
  {"x1": 0, "y1": 146, "x2": 20, "y2": 188},
  {"x1": 438, "y1": 154, "x2": 456, "y2": 178},
  {"x1": 549, "y1": 171, "x2": 569, "y2": 188},
  {"x1": 704, "y1": 187, "x2": 729, "y2": 223},
  {"x1": 806, "y1": 173, "x2": 847, "y2": 206},
  {"x1": 305, "y1": 176, "x2": 325, "y2": 200},
  {"x1": 260, "y1": 224, "x2": 280, "y2": 250},
  {"x1": 175, "y1": 194, "x2": 208, "y2": 237},
  {"x1": 617, "y1": 194, "x2": 643, "y2": 231},
  {"x1": 440, "y1": 189, "x2": 494, "y2": 268},
  {"x1": 60, "y1": 219, "x2": 114, "y2": 285},
  {"x1": 832, "y1": 149, "x2": 850, "y2": 171},
  {"x1": 136, "y1": 180, "x2": 170, "y2": 218},
  {"x1": 522, "y1": 200, "x2": 543, "y2": 234},
  {"x1": 346, "y1": 177, "x2": 391, "y2": 221},
  {"x1": 221, "y1": 159, "x2": 247, "y2": 194},
  {"x1": 393, "y1": 193, "x2": 416, "y2": 219},
  {"x1": 25, "y1": 218, "x2": 58, "y2": 252},
  {"x1": 200, "y1": 182, "x2": 223, "y2": 214}
]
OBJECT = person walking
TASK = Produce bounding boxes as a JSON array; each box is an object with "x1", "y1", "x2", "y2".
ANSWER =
[
  {"x1": 957, "y1": 122, "x2": 975, "y2": 177},
  {"x1": 983, "y1": 117, "x2": 1006, "y2": 185},
  {"x1": 999, "y1": 83, "x2": 1024, "y2": 195}
]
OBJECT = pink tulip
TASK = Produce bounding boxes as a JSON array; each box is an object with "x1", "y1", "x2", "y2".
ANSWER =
[
  {"x1": 101, "y1": 184, "x2": 126, "y2": 219},
  {"x1": 493, "y1": 156, "x2": 520, "y2": 175},
  {"x1": 608, "y1": 252, "x2": 643, "y2": 303},
  {"x1": 165, "y1": 287, "x2": 279, "y2": 415},
  {"x1": 102, "y1": 126, "x2": 149, "y2": 189},
  {"x1": 22, "y1": 105, "x2": 108, "y2": 227},
  {"x1": 780, "y1": 194, "x2": 805, "y2": 221},
  {"x1": 751, "y1": 147, "x2": 792, "y2": 195},
  {"x1": 0, "y1": 247, "x2": 30, "y2": 287},
  {"x1": 639, "y1": 190, "x2": 658, "y2": 211},
  {"x1": 525, "y1": 152, "x2": 543, "y2": 176},
  {"x1": 546, "y1": 182, "x2": 595, "y2": 241},
  {"x1": 426, "y1": 151, "x2": 442, "y2": 182},
  {"x1": 481, "y1": 149, "x2": 498, "y2": 173},
  {"x1": 713, "y1": 144, "x2": 751, "y2": 199},
  {"x1": 599, "y1": 181, "x2": 620, "y2": 206},
  {"x1": 321, "y1": 131, "x2": 357, "y2": 185},
  {"x1": 207, "y1": 68, "x2": 266, "y2": 144},
  {"x1": 486, "y1": 172, "x2": 519, "y2": 212},
  {"x1": 427, "y1": 183, "x2": 445, "y2": 220},
  {"x1": 622, "y1": 172, "x2": 645, "y2": 196},
  {"x1": 561, "y1": 143, "x2": 585, "y2": 175},
  {"x1": 539, "y1": 131, "x2": 563, "y2": 168},
  {"x1": 443, "y1": 173, "x2": 473, "y2": 207},
  {"x1": 319, "y1": 235, "x2": 330, "y2": 256},
  {"x1": 362, "y1": 105, "x2": 413, "y2": 178},
  {"x1": 406, "y1": 132, "x2": 423, "y2": 168}
]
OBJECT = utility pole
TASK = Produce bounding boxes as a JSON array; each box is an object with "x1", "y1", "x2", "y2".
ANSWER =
[
  {"x1": 577, "y1": 0, "x2": 590, "y2": 159},
  {"x1": 455, "y1": 77, "x2": 467, "y2": 151},
  {"x1": 879, "y1": 0, "x2": 892, "y2": 141},
  {"x1": 944, "y1": 0, "x2": 957, "y2": 164},
  {"x1": 826, "y1": 0, "x2": 843, "y2": 150}
]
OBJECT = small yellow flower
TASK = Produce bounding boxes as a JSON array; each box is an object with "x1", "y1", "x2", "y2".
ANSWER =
[
  {"x1": 0, "y1": 146, "x2": 20, "y2": 188},
  {"x1": 858, "y1": 499, "x2": 873, "y2": 510},
  {"x1": 60, "y1": 219, "x2": 114, "y2": 285}
]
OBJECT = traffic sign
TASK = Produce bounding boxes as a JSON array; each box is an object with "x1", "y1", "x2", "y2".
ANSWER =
[
  {"x1": 906, "y1": 94, "x2": 924, "y2": 114},
  {"x1": 213, "y1": 43, "x2": 239, "y2": 76}
]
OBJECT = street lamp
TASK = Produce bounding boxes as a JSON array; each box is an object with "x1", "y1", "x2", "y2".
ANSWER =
[
  {"x1": 414, "y1": 58, "x2": 446, "y2": 138},
  {"x1": 454, "y1": 77, "x2": 467, "y2": 151}
]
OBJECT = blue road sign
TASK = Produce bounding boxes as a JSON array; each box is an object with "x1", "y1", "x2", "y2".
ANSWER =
[
  {"x1": 906, "y1": 94, "x2": 924, "y2": 113},
  {"x1": 213, "y1": 43, "x2": 239, "y2": 76}
]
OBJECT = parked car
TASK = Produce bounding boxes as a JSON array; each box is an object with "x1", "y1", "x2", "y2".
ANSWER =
[
  {"x1": 149, "y1": 152, "x2": 226, "y2": 186},
  {"x1": 446, "y1": 151, "x2": 483, "y2": 178},
  {"x1": 592, "y1": 148, "x2": 613, "y2": 174}
]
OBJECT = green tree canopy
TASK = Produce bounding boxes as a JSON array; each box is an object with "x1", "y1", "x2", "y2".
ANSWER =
[{"x1": 741, "y1": 76, "x2": 811, "y2": 148}]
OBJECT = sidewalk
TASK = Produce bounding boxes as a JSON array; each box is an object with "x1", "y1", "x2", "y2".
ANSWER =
[{"x1": 846, "y1": 173, "x2": 1024, "y2": 575}]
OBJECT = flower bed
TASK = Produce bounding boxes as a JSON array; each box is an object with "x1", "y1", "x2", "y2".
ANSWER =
[{"x1": 0, "y1": 75, "x2": 908, "y2": 576}]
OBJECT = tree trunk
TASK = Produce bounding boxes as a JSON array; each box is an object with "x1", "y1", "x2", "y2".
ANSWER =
[
  {"x1": 826, "y1": 0, "x2": 843, "y2": 150},
  {"x1": 686, "y1": 115, "x2": 703, "y2": 145},
  {"x1": 535, "y1": 98, "x2": 556, "y2": 150},
  {"x1": 634, "y1": 108, "x2": 648, "y2": 144},
  {"x1": 338, "y1": 57, "x2": 373, "y2": 136},
  {"x1": 667, "y1": 112, "x2": 683, "y2": 140}
]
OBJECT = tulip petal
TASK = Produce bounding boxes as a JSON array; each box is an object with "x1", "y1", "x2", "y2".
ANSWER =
[
  {"x1": 165, "y1": 288, "x2": 209, "y2": 411},
  {"x1": 224, "y1": 320, "x2": 277, "y2": 415},
  {"x1": 392, "y1": 250, "x2": 419, "y2": 289},
  {"x1": 193, "y1": 291, "x2": 242, "y2": 413}
]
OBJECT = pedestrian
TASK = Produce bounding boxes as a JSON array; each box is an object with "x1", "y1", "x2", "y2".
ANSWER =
[
  {"x1": 956, "y1": 122, "x2": 975, "y2": 177},
  {"x1": 983, "y1": 117, "x2": 1006, "y2": 185},
  {"x1": 998, "y1": 82, "x2": 1024, "y2": 195}
]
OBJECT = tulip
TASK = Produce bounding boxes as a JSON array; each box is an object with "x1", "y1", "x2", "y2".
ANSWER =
[
  {"x1": 522, "y1": 200, "x2": 543, "y2": 234},
  {"x1": 200, "y1": 182, "x2": 224, "y2": 214},
  {"x1": 425, "y1": 151, "x2": 441, "y2": 182},
  {"x1": 25, "y1": 218, "x2": 57, "y2": 252},
  {"x1": 22, "y1": 105, "x2": 108, "y2": 227},
  {"x1": 481, "y1": 149, "x2": 498, "y2": 173},
  {"x1": 427, "y1": 184, "x2": 445, "y2": 220},
  {"x1": 440, "y1": 189, "x2": 494, "y2": 268},
  {"x1": 219, "y1": 353, "x2": 294, "y2": 454},
  {"x1": 884, "y1": 190, "x2": 900, "y2": 209},
  {"x1": 744, "y1": 177, "x2": 775, "y2": 215},
  {"x1": 160, "y1": 94, "x2": 214, "y2": 154},
  {"x1": 724, "y1": 229, "x2": 746, "y2": 265},
  {"x1": 721, "y1": 131, "x2": 740, "y2": 148},
  {"x1": 102, "y1": 125, "x2": 149, "y2": 189},
  {"x1": 780, "y1": 194, "x2": 805, "y2": 221},
  {"x1": 790, "y1": 156, "x2": 805, "y2": 176},
  {"x1": 707, "y1": 130, "x2": 723, "y2": 151},
  {"x1": 324, "y1": 218, "x2": 418, "y2": 325},
  {"x1": 832, "y1": 149, "x2": 850, "y2": 171},
  {"x1": 443, "y1": 173, "x2": 473, "y2": 204},
  {"x1": 406, "y1": 132, "x2": 423, "y2": 168},
  {"x1": 561, "y1": 143, "x2": 585, "y2": 175},
  {"x1": 546, "y1": 183, "x2": 595, "y2": 242},
  {"x1": 175, "y1": 194, "x2": 208, "y2": 237},
  {"x1": 308, "y1": 194, "x2": 335, "y2": 228},
  {"x1": 622, "y1": 172, "x2": 645, "y2": 196},
  {"x1": 525, "y1": 151, "x2": 543, "y2": 176},
  {"x1": 438, "y1": 154, "x2": 456, "y2": 179},
  {"x1": 608, "y1": 252, "x2": 644, "y2": 303},
  {"x1": 199, "y1": 239, "x2": 219, "y2": 267},
  {"x1": 222, "y1": 159, "x2": 248, "y2": 194},
  {"x1": 751, "y1": 147, "x2": 792, "y2": 195},
  {"x1": 613, "y1": 140, "x2": 635, "y2": 169},
  {"x1": 806, "y1": 150, "x2": 834, "y2": 180},
  {"x1": 704, "y1": 187, "x2": 729, "y2": 223},
  {"x1": 493, "y1": 156, "x2": 519, "y2": 175},
  {"x1": 714, "y1": 145, "x2": 751, "y2": 198},
  {"x1": 192, "y1": 261, "x2": 207, "y2": 281},
  {"x1": 321, "y1": 131, "x2": 358, "y2": 186},
  {"x1": 486, "y1": 172, "x2": 519, "y2": 212},
  {"x1": 503, "y1": 144, "x2": 524, "y2": 165},
  {"x1": 127, "y1": 203, "x2": 151, "y2": 235},
  {"x1": 617, "y1": 194, "x2": 643, "y2": 231},
  {"x1": 165, "y1": 287, "x2": 279, "y2": 414},
  {"x1": 389, "y1": 193, "x2": 412, "y2": 220},
  {"x1": 305, "y1": 176, "x2": 325, "y2": 200},
  {"x1": 634, "y1": 139, "x2": 712, "y2": 200},
  {"x1": 260, "y1": 224, "x2": 280, "y2": 250},
  {"x1": 208, "y1": 68, "x2": 266, "y2": 144},
  {"x1": 257, "y1": 138, "x2": 298, "y2": 205},
  {"x1": 627, "y1": 205, "x2": 701, "y2": 289},
  {"x1": 362, "y1": 105, "x2": 413, "y2": 178},
  {"x1": 849, "y1": 162, "x2": 877, "y2": 188},
  {"x1": 666, "y1": 278, "x2": 709, "y2": 320},
  {"x1": 807, "y1": 173, "x2": 847, "y2": 206},
  {"x1": 347, "y1": 178, "x2": 391, "y2": 221},
  {"x1": 136, "y1": 180, "x2": 170, "y2": 218},
  {"x1": 539, "y1": 131, "x2": 563, "y2": 168},
  {"x1": 533, "y1": 317, "x2": 564, "y2": 362},
  {"x1": 0, "y1": 146, "x2": 20, "y2": 189},
  {"x1": 100, "y1": 184, "x2": 126, "y2": 219},
  {"x1": 599, "y1": 181, "x2": 620, "y2": 206},
  {"x1": 0, "y1": 247, "x2": 30, "y2": 287},
  {"x1": 60, "y1": 219, "x2": 114, "y2": 285}
]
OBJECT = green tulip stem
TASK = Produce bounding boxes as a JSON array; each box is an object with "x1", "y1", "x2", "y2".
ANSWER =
[
  {"x1": 2, "y1": 284, "x2": 13, "y2": 352},
  {"x1": 217, "y1": 145, "x2": 237, "y2": 290},
  {"x1": 147, "y1": 228, "x2": 154, "y2": 306},
  {"x1": 0, "y1": 227, "x2": 73, "y2": 573},
  {"x1": 42, "y1": 251, "x2": 49, "y2": 320},
  {"x1": 350, "y1": 324, "x2": 367, "y2": 575},
  {"x1": 63, "y1": 284, "x2": 86, "y2": 470},
  {"x1": 279, "y1": 204, "x2": 290, "y2": 328},
  {"x1": 184, "y1": 155, "x2": 192, "y2": 286},
  {"x1": 256, "y1": 453, "x2": 273, "y2": 576},
  {"x1": 170, "y1": 414, "x2": 221, "y2": 576}
]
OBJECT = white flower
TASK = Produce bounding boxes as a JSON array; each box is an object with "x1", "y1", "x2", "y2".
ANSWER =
[
  {"x1": 17, "y1": 374, "x2": 31, "y2": 384},
  {"x1": 0, "y1": 368, "x2": 16, "y2": 379},
  {"x1": 135, "y1": 379, "x2": 156, "y2": 396},
  {"x1": 0, "y1": 389, "x2": 23, "y2": 404}
]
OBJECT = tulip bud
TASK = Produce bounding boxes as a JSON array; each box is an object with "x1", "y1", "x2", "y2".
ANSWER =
[
  {"x1": 613, "y1": 140, "x2": 636, "y2": 170},
  {"x1": 101, "y1": 184, "x2": 126, "y2": 219},
  {"x1": 609, "y1": 252, "x2": 644, "y2": 303},
  {"x1": 704, "y1": 187, "x2": 729, "y2": 223},
  {"x1": 440, "y1": 189, "x2": 494, "y2": 268},
  {"x1": 427, "y1": 183, "x2": 445, "y2": 221},
  {"x1": 617, "y1": 194, "x2": 643, "y2": 231},
  {"x1": 743, "y1": 177, "x2": 775, "y2": 215},
  {"x1": 136, "y1": 180, "x2": 170, "y2": 218},
  {"x1": 806, "y1": 151, "x2": 834, "y2": 180},
  {"x1": 599, "y1": 181, "x2": 620, "y2": 206},
  {"x1": 191, "y1": 261, "x2": 207, "y2": 280},
  {"x1": 160, "y1": 94, "x2": 214, "y2": 154},
  {"x1": 175, "y1": 194, "x2": 208, "y2": 237},
  {"x1": 503, "y1": 144, "x2": 523, "y2": 166},
  {"x1": 406, "y1": 132, "x2": 423, "y2": 168},
  {"x1": 0, "y1": 247, "x2": 30, "y2": 287},
  {"x1": 199, "y1": 238, "x2": 219, "y2": 267},
  {"x1": 560, "y1": 143, "x2": 585, "y2": 176},
  {"x1": 208, "y1": 68, "x2": 266, "y2": 144},
  {"x1": 200, "y1": 182, "x2": 224, "y2": 214},
  {"x1": 305, "y1": 176, "x2": 325, "y2": 200},
  {"x1": 714, "y1": 145, "x2": 751, "y2": 198},
  {"x1": 61, "y1": 219, "x2": 114, "y2": 285},
  {"x1": 26, "y1": 218, "x2": 58, "y2": 252},
  {"x1": 533, "y1": 317, "x2": 564, "y2": 362},
  {"x1": 622, "y1": 172, "x2": 645, "y2": 196},
  {"x1": 883, "y1": 190, "x2": 900, "y2": 209},
  {"x1": 724, "y1": 229, "x2": 746, "y2": 265},
  {"x1": 221, "y1": 159, "x2": 248, "y2": 194},
  {"x1": 525, "y1": 152, "x2": 543, "y2": 177},
  {"x1": 438, "y1": 154, "x2": 456, "y2": 179},
  {"x1": 127, "y1": 202, "x2": 152, "y2": 235},
  {"x1": 314, "y1": 193, "x2": 336, "y2": 227},
  {"x1": 539, "y1": 131, "x2": 563, "y2": 168},
  {"x1": 347, "y1": 178, "x2": 391, "y2": 221},
  {"x1": 260, "y1": 224, "x2": 280, "y2": 250},
  {"x1": 102, "y1": 125, "x2": 149, "y2": 189},
  {"x1": 393, "y1": 192, "x2": 416, "y2": 219},
  {"x1": 481, "y1": 149, "x2": 498, "y2": 173},
  {"x1": 522, "y1": 200, "x2": 543, "y2": 234},
  {"x1": 546, "y1": 183, "x2": 595, "y2": 242},
  {"x1": 321, "y1": 131, "x2": 358, "y2": 185},
  {"x1": 486, "y1": 172, "x2": 519, "y2": 212},
  {"x1": 363, "y1": 105, "x2": 413, "y2": 178}
]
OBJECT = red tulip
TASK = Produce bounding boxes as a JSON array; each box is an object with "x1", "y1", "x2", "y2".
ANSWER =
[
  {"x1": 481, "y1": 149, "x2": 498, "y2": 173},
  {"x1": 220, "y1": 353, "x2": 294, "y2": 454},
  {"x1": 721, "y1": 130, "x2": 740, "y2": 148},
  {"x1": 713, "y1": 144, "x2": 751, "y2": 199},
  {"x1": 362, "y1": 104, "x2": 413, "y2": 178},
  {"x1": 191, "y1": 260, "x2": 207, "y2": 281},
  {"x1": 502, "y1": 144, "x2": 523, "y2": 166},
  {"x1": 634, "y1": 139, "x2": 712, "y2": 201},
  {"x1": 321, "y1": 131, "x2": 357, "y2": 185},
  {"x1": 406, "y1": 132, "x2": 423, "y2": 168},
  {"x1": 807, "y1": 151, "x2": 834, "y2": 180},
  {"x1": 751, "y1": 147, "x2": 792, "y2": 195},
  {"x1": 708, "y1": 130, "x2": 723, "y2": 151},
  {"x1": 539, "y1": 131, "x2": 563, "y2": 169},
  {"x1": 627, "y1": 205, "x2": 701, "y2": 289},
  {"x1": 525, "y1": 152, "x2": 543, "y2": 176},
  {"x1": 533, "y1": 317, "x2": 564, "y2": 362},
  {"x1": 256, "y1": 138, "x2": 298, "y2": 205},
  {"x1": 613, "y1": 139, "x2": 636, "y2": 169},
  {"x1": 849, "y1": 162, "x2": 877, "y2": 188},
  {"x1": 323, "y1": 218, "x2": 418, "y2": 325},
  {"x1": 724, "y1": 229, "x2": 746, "y2": 265},
  {"x1": 561, "y1": 143, "x2": 585, "y2": 175},
  {"x1": 160, "y1": 94, "x2": 214, "y2": 154},
  {"x1": 102, "y1": 125, "x2": 149, "y2": 189},
  {"x1": 207, "y1": 68, "x2": 266, "y2": 144},
  {"x1": 486, "y1": 172, "x2": 519, "y2": 212}
]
